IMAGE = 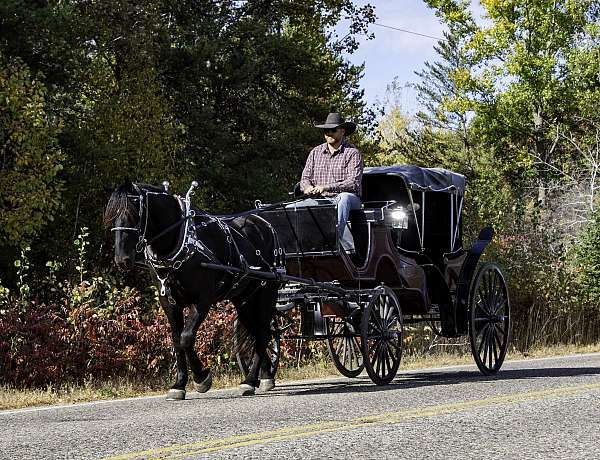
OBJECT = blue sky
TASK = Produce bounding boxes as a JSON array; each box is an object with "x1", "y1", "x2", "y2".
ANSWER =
[{"x1": 340, "y1": 1, "x2": 484, "y2": 114}]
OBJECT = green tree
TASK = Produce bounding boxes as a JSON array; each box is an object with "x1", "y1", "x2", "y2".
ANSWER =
[{"x1": 0, "y1": 53, "x2": 63, "y2": 246}]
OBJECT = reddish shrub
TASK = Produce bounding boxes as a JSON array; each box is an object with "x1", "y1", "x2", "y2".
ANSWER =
[{"x1": 0, "y1": 297, "x2": 238, "y2": 388}]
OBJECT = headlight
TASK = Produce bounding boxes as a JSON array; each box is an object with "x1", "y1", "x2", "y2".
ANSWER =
[
  {"x1": 391, "y1": 210, "x2": 407, "y2": 220},
  {"x1": 390, "y1": 207, "x2": 408, "y2": 229}
]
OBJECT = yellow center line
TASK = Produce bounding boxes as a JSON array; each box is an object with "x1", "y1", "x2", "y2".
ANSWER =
[{"x1": 105, "y1": 383, "x2": 600, "y2": 460}]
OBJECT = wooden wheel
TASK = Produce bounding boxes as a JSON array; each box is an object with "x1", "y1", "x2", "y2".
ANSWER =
[
  {"x1": 326, "y1": 318, "x2": 364, "y2": 378},
  {"x1": 234, "y1": 317, "x2": 281, "y2": 378},
  {"x1": 360, "y1": 286, "x2": 403, "y2": 385},
  {"x1": 469, "y1": 263, "x2": 510, "y2": 375}
]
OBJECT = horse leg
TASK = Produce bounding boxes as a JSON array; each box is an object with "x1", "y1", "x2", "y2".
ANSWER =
[
  {"x1": 161, "y1": 300, "x2": 188, "y2": 400},
  {"x1": 235, "y1": 300, "x2": 261, "y2": 396},
  {"x1": 180, "y1": 304, "x2": 212, "y2": 393},
  {"x1": 237, "y1": 288, "x2": 277, "y2": 395},
  {"x1": 256, "y1": 288, "x2": 277, "y2": 393}
]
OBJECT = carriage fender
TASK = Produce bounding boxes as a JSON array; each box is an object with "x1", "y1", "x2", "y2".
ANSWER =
[{"x1": 453, "y1": 226, "x2": 494, "y2": 335}]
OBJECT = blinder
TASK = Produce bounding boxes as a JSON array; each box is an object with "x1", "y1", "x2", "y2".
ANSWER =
[{"x1": 110, "y1": 189, "x2": 147, "y2": 253}]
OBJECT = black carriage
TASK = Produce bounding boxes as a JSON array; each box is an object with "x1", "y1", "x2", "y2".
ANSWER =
[{"x1": 237, "y1": 165, "x2": 510, "y2": 385}]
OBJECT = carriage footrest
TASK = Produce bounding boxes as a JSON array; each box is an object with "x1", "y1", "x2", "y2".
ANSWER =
[{"x1": 301, "y1": 302, "x2": 327, "y2": 336}]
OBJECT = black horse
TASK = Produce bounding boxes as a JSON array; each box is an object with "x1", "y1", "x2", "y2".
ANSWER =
[{"x1": 104, "y1": 181, "x2": 282, "y2": 399}]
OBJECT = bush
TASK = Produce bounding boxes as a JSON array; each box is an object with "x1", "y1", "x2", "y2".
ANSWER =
[{"x1": 0, "y1": 229, "x2": 240, "y2": 389}]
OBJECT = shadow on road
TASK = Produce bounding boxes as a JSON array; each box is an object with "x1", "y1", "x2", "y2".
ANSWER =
[
  {"x1": 187, "y1": 361, "x2": 600, "y2": 401},
  {"x1": 279, "y1": 367, "x2": 600, "y2": 396},
  {"x1": 255, "y1": 365, "x2": 600, "y2": 398}
]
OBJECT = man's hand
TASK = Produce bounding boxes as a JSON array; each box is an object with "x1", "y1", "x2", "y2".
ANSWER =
[{"x1": 305, "y1": 185, "x2": 325, "y2": 196}]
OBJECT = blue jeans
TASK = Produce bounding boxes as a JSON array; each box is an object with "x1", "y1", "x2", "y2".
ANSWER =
[
  {"x1": 333, "y1": 192, "x2": 361, "y2": 252},
  {"x1": 287, "y1": 192, "x2": 361, "y2": 253}
]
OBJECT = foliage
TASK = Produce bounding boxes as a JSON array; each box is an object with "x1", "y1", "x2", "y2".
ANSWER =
[
  {"x1": 372, "y1": 0, "x2": 600, "y2": 348},
  {"x1": 0, "y1": 52, "x2": 63, "y2": 247},
  {"x1": 575, "y1": 210, "x2": 600, "y2": 305}
]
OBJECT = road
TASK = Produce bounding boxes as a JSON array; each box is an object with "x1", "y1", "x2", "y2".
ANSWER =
[{"x1": 1, "y1": 353, "x2": 599, "y2": 459}]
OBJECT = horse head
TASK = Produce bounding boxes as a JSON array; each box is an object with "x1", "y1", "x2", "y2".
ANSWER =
[{"x1": 104, "y1": 182, "x2": 182, "y2": 271}]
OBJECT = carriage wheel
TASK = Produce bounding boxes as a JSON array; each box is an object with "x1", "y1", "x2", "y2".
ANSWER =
[
  {"x1": 360, "y1": 286, "x2": 403, "y2": 385},
  {"x1": 326, "y1": 318, "x2": 364, "y2": 378},
  {"x1": 234, "y1": 317, "x2": 281, "y2": 378},
  {"x1": 468, "y1": 263, "x2": 510, "y2": 375}
]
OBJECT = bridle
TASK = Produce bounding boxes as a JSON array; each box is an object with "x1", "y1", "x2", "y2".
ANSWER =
[{"x1": 110, "y1": 183, "x2": 177, "y2": 255}]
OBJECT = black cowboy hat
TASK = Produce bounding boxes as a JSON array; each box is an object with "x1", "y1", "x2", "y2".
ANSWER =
[{"x1": 313, "y1": 112, "x2": 357, "y2": 136}]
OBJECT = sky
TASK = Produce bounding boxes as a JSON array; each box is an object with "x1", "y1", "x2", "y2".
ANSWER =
[{"x1": 339, "y1": 0, "x2": 484, "y2": 115}]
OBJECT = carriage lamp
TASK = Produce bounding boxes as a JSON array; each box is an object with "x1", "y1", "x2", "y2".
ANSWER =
[{"x1": 391, "y1": 207, "x2": 409, "y2": 229}]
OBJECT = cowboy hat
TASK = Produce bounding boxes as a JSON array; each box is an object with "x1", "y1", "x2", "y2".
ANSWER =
[{"x1": 313, "y1": 112, "x2": 357, "y2": 136}]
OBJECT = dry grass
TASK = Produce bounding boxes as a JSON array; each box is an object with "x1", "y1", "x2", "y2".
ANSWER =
[{"x1": 2, "y1": 342, "x2": 599, "y2": 411}]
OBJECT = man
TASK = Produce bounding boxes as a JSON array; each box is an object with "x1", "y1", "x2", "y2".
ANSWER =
[{"x1": 299, "y1": 112, "x2": 363, "y2": 254}]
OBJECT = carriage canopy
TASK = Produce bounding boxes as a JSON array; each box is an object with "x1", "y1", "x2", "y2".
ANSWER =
[
  {"x1": 361, "y1": 165, "x2": 465, "y2": 255},
  {"x1": 363, "y1": 165, "x2": 465, "y2": 196}
]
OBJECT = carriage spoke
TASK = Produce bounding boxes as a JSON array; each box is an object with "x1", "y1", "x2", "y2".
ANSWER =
[
  {"x1": 372, "y1": 307, "x2": 384, "y2": 333},
  {"x1": 490, "y1": 271, "x2": 499, "y2": 308},
  {"x1": 342, "y1": 337, "x2": 349, "y2": 365},
  {"x1": 482, "y1": 326, "x2": 491, "y2": 365},
  {"x1": 492, "y1": 297, "x2": 507, "y2": 315},
  {"x1": 478, "y1": 323, "x2": 489, "y2": 356},
  {"x1": 493, "y1": 326, "x2": 504, "y2": 352},
  {"x1": 476, "y1": 321, "x2": 488, "y2": 342},
  {"x1": 335, "y1": 334, "x2": 344, "y2": 355},
  {"x1": 380, "y1": 345, "x2": 388, "y2": 377},
  {"x1": 351, "y1": 339, "x2": 360, "y2": 369},
  {"x1": 387, "y1": 339, "x2": 401, "y2": 352},
  {"x1": 477, "y1": 288, "x2": 491, "y2": 314},
  {"x1": 374, "y1": 344, "x2": 382, "y2": 374},
  {"x1": 488, "y1": 330, "x2": 494, "y2": 368},
  {"x1": 384, "y1": 344, "x2": 393, "y2": 376}
]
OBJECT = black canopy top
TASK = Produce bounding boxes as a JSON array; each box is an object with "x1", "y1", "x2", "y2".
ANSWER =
[{"x1": 363, "y1": 165, "x2": 466, "y2": 195}]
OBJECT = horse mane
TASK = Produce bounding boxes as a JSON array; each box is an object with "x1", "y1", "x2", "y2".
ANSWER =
[{"x1": 103, "y1": 182, "x2": 165, "y2": 229}]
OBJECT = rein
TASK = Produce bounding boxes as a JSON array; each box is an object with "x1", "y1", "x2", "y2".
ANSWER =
[{"x1": 218, "y1": 197, "x2": 306, "y2": 221}]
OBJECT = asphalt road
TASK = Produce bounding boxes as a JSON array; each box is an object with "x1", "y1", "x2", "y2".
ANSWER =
[{"x1": 2, "y1": 353, "x2": 599, "y2": 459}]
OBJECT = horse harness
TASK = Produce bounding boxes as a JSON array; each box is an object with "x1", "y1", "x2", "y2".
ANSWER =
[{"x1": 111, "y1": 183, "x2": 285, "y2": 304}]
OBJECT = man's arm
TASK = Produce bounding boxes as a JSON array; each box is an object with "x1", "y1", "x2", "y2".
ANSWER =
[
  {"x1": 300, "y1": 149, "x2": 315, "y2": 192},
  {"x1": 323, "y1": 149, "x2": 363, "y2": 195}
]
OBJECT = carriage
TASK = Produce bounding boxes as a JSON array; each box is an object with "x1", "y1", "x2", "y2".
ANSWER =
[
  {"x1": 237, "y1": 165, "x2": 510, "y2": 385},
  {"x1": 108, "y1": 163, "x2": 510, "y2": 397}
]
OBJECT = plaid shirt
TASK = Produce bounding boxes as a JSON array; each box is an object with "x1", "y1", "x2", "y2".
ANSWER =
[{"x1": 300, "y1": 141, "x2": 363, "y2": 197}]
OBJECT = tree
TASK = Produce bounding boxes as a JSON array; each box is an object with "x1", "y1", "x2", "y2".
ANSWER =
[{"x1": 0, "y1": 53, "x2": 63, "y2": 246}]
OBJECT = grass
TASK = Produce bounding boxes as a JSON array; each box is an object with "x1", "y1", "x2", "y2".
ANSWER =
[{"x1": 2, "y1": 342, "x2": 600, "y2": 411}]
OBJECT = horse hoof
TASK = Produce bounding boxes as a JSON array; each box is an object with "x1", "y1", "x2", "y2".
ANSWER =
[
  {"x1": 238, "y1": 384, "x2": 256, "y2": 396},
  {"x1": 166, "y1": 389, "x2": 186, "y2": 400},
  {"x1": 258, "y1": 379, "x2": 275, "y2": 393},
  {"x1": 193, "y1": 373, "x2": 213, "y2": 393}
]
